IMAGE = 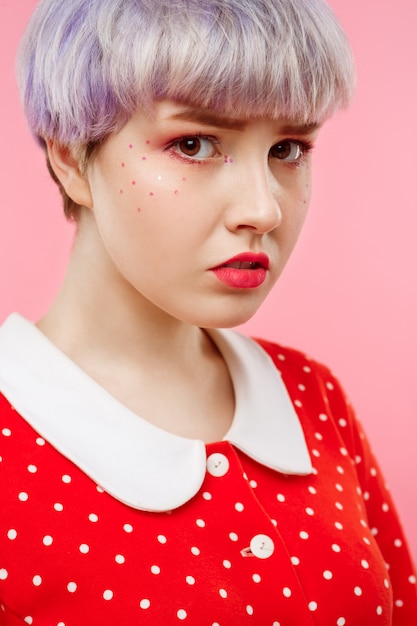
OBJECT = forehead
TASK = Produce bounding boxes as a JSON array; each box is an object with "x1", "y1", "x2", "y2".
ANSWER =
[{"x1": 151, "y1": 101, "x2": 321, "y2": 134}]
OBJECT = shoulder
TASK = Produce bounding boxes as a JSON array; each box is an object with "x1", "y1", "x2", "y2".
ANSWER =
[{"x1": 252, "y1": 336, "x2": 361, "y2": 454}]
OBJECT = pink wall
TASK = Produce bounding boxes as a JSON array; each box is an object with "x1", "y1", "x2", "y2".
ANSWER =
[{"x1": 1, "y1": 1, "x2": 416, "y2": 559}]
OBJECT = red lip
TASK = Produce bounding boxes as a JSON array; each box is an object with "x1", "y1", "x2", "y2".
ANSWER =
[{"x1": 211, "y1": 252, "x2": 270, "y2": 289}]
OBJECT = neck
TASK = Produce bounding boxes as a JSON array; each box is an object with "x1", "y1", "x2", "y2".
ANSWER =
[{"x1": 36, "y1": 210, "x2": 205, "y2": 370}]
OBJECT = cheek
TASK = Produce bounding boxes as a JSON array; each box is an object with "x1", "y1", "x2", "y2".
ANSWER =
[{"x1": 114, "y1": 153, "x2": 195, "y2": 214}]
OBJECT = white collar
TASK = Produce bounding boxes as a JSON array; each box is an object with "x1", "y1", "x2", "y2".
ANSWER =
[{"x1": 0, "y1": 314, "x2": 312, "y2": 512}]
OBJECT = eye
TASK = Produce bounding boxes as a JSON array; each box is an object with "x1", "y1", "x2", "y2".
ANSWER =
[
  {"x1": 269, "y1": 140, "x2": 306, "y2": 162},
  {"x1": 171, "y1": 136, "x2": 219, "y2": 160}
]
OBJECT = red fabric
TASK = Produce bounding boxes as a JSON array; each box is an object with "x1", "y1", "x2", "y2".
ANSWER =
[{"x1": 0, "y1": 339, "x2": 415, "y2": 625}]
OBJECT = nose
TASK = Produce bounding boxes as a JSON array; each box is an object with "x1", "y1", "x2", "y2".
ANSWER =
[{"x1": 224, "y1": 162, "x2": 283, "y2": 234}]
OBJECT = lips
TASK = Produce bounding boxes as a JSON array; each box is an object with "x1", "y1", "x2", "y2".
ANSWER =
[{"x1": 211, "y1": 252, "x2": 270, "y2": 289}]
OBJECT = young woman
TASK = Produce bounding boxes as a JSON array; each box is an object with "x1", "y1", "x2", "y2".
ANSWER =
[{"x1": 0, "y1": 0, "x2": 415, "y2": 624}]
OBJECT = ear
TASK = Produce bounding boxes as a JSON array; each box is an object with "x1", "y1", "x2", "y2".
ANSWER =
[{"x1": 46, "y1": 140, "x2": 93, "y2": 208}]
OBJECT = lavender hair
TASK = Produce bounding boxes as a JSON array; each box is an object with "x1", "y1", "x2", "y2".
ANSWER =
[{"x1": 17, "y1": 0, "x2": 355, "y2": 218}]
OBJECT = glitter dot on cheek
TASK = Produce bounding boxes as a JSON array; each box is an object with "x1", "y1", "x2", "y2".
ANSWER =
[
  {"x1": 121, "y1": 162, "x2": 125, "y2": 168},
  {"x1": 129, "y1": 144, "x2": 133, "y2": 149},
  {"x1": 146, "y1": 140, "x2": 150, "y2": 145},
  {"x1": 149, "y1": 192, "x2": 154, "y2": 197},
  {"x1": 142, "y1": 157, "x2": 147, "y2": 161},
  {"x1": 132, "y1": 181, "x2": 136, "y2": 185}
]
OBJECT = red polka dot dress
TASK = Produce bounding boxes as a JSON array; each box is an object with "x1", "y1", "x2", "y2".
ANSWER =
[{"x1": 0, "y1": 314, "x2": 416, "y2": 625}]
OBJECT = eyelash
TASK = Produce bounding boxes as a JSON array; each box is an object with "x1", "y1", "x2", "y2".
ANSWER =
[{"x1": 165, "y1": 134, "x2": 314, "y2": 166}]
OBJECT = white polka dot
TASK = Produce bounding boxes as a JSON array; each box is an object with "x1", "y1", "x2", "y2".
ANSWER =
[
  {"x1": 361, "y1": 559, "x2": 369, "y2": 569},
  {"x1": 18, "y1": 492, "x2": 29, "y2": 502},
  {"x1": 196, "y1": 519, "x2": 205, "y2": 528},
  {"x1": 96, "y1": 485, "x2": 104, "y2": 493},
  {"x1": 24, "y1": 618, "x2": 33, "y2": 625},
  {"x1": 2, "y1": 429, "x2": 11, "y2": 437},
  {"x1": 252, "y1": 574, "x2": 261, "y2": 583},
  {"x1": 337, "y1": 465, "x2": 345, "y2": 474},
  {"x1": 177, "y1": 609, "x2": 187, "y2": 620},
  {"x1": 246, "y1": 605, "x2": 254, "y2": 615},
  {"x1": 303, "y1": 365, "x2": 311, "y2": 373},
  {"x1": 291, "y1": 556, "x2": 300, "y2": 566},
  {"x1": 27, "y1": 465, "x2": 37, "y2": 474},
  {"x1": 277, "y1": 493, "x2": 286, "y2": 503},
  {"x1": 206, "y1": 453, "x2": 230, "y2": 477},
  {"x1": 229, "y1": 532, "x2": 238, "y2": 542},
  {"x1": 103, "y1": 589, "x2": 113, "y2": 601},
  {"x1": 235, "y1": 502, "x2": 244, "y2": 512},
  {"x1": 298, "y1": 384, "x2": 306, "y2": 391},
  {"x1": 370, "y1": 467, "x2": 377, "y2": 477},
  {"x1": 332, "y1": 544, "x2": 341, "y2": 553},
  {"x1": 157, "y1": 535, "x2": 167, "y2": 544},
  {"x1": 32, "y1": 575, "x2": 42, "y2": 587},
  {"x1": 140, "y1": 599, "x2": 151, "y2": 610},
  {"x1": 355, "y1": 455, "x2": 362, "y2": 464},
  {"x1": 335, "y1": 483, "x2": 343, "y2": 492},
  {"x1": 79, "y1": 544, "x2": 89, "y2": 554},
  {"x1": 223, "y1": 560, "x2": 232, "y2": 569},
  {"x1": 308, "y1": 601, "x2": 318, "y2": 611},
  {"x1": 305, "y1": 507, "x2": 315, "y2": 516},
  {"x1": 323, "y1": 570, "x2": 333, "y2": 580},
  {"x1": 54, "y1": 503, "x2": 64, "y2": 512},
  {"x1": 43, "y1": 535, "x2": 53, "y2": 546},
  {"x1": 115, "y1": 555, "x2": 126, "y2": 565},
  {"x1": 277, "y1": 353, "x2": 286, "y2": 361},
  {"x1": 36, "y1": 437, "x2": 45, "y2": 446},
  {"x1": 62, "y1": 474, "x2": 71, "y2": 484},
  {"x1": 394, "y1": 538, "x2": 403, "y2": 548},
  {"x1": 57, "y1": 622, "x2": 65, "y2": 626},
  {"x1": 67, "y1": 582, "x2": 77, "y2": 593},
  {"x1": 363, "y1": 537, "x2": 371, "y2": 546},
  {"x1": 123, "y1": 523, "x2": 134, "y2": 533},
  {"x1": 300, "y1": 531, "x2": 309, "y2": 540},
  {"x1": 354, "y1": 586, "x2": 362, "y2": 596},
  {"x1": 7, "y1": 529, "x2": 17, "y2": 540},
  {"x1": 337, "y1": 619, "x2": 346, "y2": 626},
  {"x1": 186, "y1": 576, "x2": 195, "y2": 585},
  {"x1": 219, "y1": 588, "x2": 227, "y2": 598},
  {"x1": 335, "y1": 502, "x2": 343, "y2": 511},
  {"x1": 283, "y1": 587, "x2": 292, "y2": 598},
  {"x1": 88, "y1": 513, "x2": 98, "y2": 523},
  {"x1": 294, "y1": 400, "x2": 303, "y2": 408},
  {"x1": 376, "y1": 606, "x2": 383, "y2": 615},
  {"x1": 0, "y1": 569, "x2": 8, "y2": 580},
  {"x1": 202, "y1": 492, "x2": 212, "y2": 501},
  {"x1": 409, "y1": 575, "x2": 417, "y2": 584},
  {"x1": 191, "y1": 546, "x2": 200, "y2": 555},
  {"x1": 395, "y1": 599, "x2": 404, "y2": 608},
  {"x1": 384, "y1": 579, "x2": 390, "y2": 589},
  {"x1": 312, "y1": 449, "x2": 320, "y2": 458},
  {"x1": 151, "y1": 565, "x2": 160, "y2": 575}
]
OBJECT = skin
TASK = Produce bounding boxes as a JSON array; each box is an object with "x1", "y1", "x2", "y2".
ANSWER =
[{"x1": 40, "y1": 100, "x2": 320, "y2": 441}]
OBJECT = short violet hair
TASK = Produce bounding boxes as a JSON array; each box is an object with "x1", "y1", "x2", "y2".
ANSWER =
[{"x1": 18, "y1": 0, "x2": 355, "y2": 219}]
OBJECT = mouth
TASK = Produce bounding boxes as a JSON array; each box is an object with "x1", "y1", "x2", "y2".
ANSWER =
[{"x1": 211, "y1": 252, "x2": 270, "y2": 289}]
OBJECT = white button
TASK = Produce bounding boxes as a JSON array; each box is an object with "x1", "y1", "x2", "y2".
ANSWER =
[
  {"x1": 250, "y1": 534, "x2": 275, "y2": 559},
  {"x1": 206, "y1": 453, "x2": 230, "y2": 477}
]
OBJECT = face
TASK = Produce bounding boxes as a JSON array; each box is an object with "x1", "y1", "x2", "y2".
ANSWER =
[{"x1": 85, "y1": 100, "x2": 319, "y2": 328}]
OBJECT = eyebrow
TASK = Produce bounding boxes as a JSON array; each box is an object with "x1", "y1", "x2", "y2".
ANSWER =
[{"x1": 168, "y1": 107, "x2": 320, "y2": 135}]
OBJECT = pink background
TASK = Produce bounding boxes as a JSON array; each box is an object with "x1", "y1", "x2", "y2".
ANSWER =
[{"x1": 1, "y1": 2, "x2": 416, "y2": 558}]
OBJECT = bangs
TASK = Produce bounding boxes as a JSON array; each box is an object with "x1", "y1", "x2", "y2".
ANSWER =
[{"x1": 18, "y1": 0, "x2": 355, "y2": 147}]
